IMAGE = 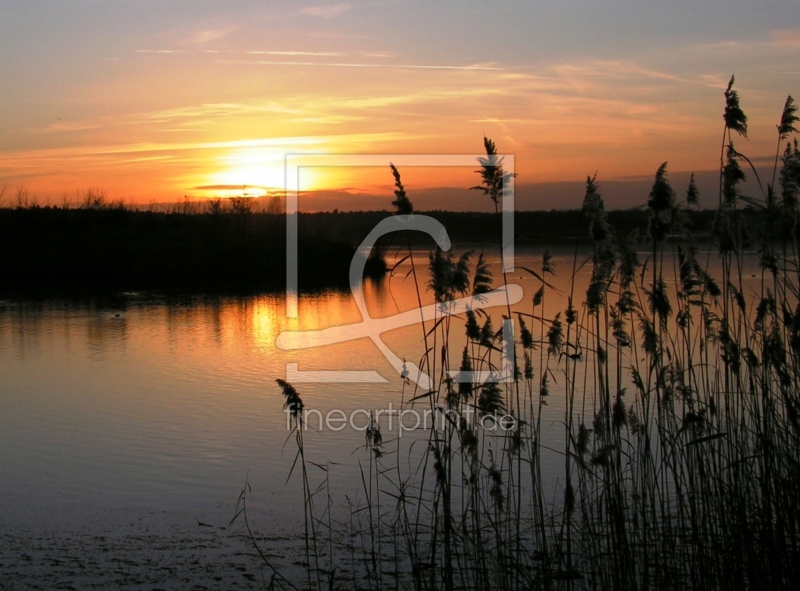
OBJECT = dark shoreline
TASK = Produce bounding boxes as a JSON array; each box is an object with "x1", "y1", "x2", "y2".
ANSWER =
[{"x1": 0, "y1": 206, "x2": 770, "y2": 294}]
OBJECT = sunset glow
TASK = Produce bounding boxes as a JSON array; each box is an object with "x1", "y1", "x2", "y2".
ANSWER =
[
  {"x1": 205, "y1": 148, "x2": 310, "y2": 197},
  {"x1": 0, "y1": 2, "x2": 797, "y2": 209}
]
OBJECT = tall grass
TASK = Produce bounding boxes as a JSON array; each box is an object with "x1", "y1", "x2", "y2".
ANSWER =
[{"x1": 262, "y1": 78, "x2": 800, "y2": 590}]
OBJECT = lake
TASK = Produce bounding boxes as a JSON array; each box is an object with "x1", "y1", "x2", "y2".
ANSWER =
[{"x1": 0, "y1": 246, "x2": 763, "y2": 588}]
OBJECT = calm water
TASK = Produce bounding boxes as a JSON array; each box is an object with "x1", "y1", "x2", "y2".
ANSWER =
[{"x1": 0, "y1": 248, "x2": 761, "y2": 547}]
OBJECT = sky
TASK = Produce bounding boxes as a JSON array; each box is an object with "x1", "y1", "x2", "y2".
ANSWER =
[{"x1": 0, "y1": 0, "x2": 798, "y2": 211}]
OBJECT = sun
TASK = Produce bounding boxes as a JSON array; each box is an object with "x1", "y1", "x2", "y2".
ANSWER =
[
  {"x1": 206, "y1": 148, "x2": 322, "y2": 196},
  {"x1": 211, "y1": 148, "x2": 286, "y2": 194}
]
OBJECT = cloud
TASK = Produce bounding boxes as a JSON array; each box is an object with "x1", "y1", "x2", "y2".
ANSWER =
[
  {"x1": 192, "y1": 184, "x2": 269, "y2": 191},
  {"x1": 300, "y1": 3, "x2": 352, "y2": 18},
  {"x1": 551, "y1": 60, "x2": 688, "y2": 88},
  {"x1": 34, "y1": 120, "x2": 109, "y2": 134},
  {"x1": 690, "y1": 40, "x2": 741, "y2": 52},
  {"x1": 0, "y1": 133, "x2": 407, "y2": 170},
  {"x1": 128, "y1": 47, "x2": 401, "y2": 62},
  {"x1": 190, "y1": 27, "x2": 238, "y2": 44},
  {"x1": 770, "y1": 29, "x2": 800, "y2": 48},
  {"x1": 135, "y1": 49, "x2": 185, "y2": 54},
  {"x1": 689, "y1": 30, "x2": 800, "y2": 53},
  {"x1": 244, "y1": 50, "x2": 343, "y2": 57},
  {"x1": 215, "y1": 59, "x2": 500, "y2": 71}
]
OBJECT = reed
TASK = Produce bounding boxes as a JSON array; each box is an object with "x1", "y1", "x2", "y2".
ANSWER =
[{"x1": 260, "y1": 78, "x2": 800, "y2": 590}]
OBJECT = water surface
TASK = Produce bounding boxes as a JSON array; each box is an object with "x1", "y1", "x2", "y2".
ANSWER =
[{"x1": 0, "y1": 247, "x2": 761, "y2": 585}]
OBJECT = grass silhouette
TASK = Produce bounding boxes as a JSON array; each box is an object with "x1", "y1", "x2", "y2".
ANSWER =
[{"x1": 253, "y1": 77, "x2": 800, "y2": 590}]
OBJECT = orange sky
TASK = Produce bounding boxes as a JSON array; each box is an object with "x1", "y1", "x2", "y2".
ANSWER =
[{"x1": 0, "y1": 2, "x2": 798, "y2": 210}]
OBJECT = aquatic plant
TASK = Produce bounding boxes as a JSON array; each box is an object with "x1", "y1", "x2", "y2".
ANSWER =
[{"x1": 256, "y1": 81, "x2": 800, "y2": 590}]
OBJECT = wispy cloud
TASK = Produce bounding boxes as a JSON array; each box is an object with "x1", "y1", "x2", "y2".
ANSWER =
[
  {"x1": 770, "y1": 29, "x2": 800, "y2": 48},
  {"x1": 312, "y1": 87, "x2": 506, "y2": 111},
  {"x1": 129, "y1": 48, "x2": 393, "y2": 60},
  {"x1": 300, "y1": 3, "x2": 352, "y2": 18},
  {"x1": 135, "y1": 49, "x2": 185, "y2": 54},
  {"x1": 691, "y1": 40, "x2": 741, "y2": 52},
  {"x1": 190, "y1": 27, "x2": 238, "y2": 44},
  {"x1": 215, "y1": 59, "x2": 500, "y2": 71},
  {"x1": 140, "y1": 103, "x2": 298, "y2": 121},
  {"x1": 34, "y1": 120, "x2": 111, "y2": 134},
  {"x1": 551, "y1": 60, "x2": 689, "y2": 89},
  {"x1": 0, "y1": 133, "x2": 407, "y2": 171},
  {"x1": 689, "y1": 30, "x2": 800, "y2": 53},
  {"x1": 244, "y1": 50, "x2": 343, "y2": 57},
  {"x1": 193, "y1": 184, "x2": 269, "y2": 191},
  {"x1": 30, "y1": 104, "x2": 256, "y2": 135}
]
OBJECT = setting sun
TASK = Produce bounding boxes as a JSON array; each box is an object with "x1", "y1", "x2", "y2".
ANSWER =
[
  {"x1": 203, "y1": 147, "x2": 289, "y2": 197},
  {"x1": 217, "y1": 148, "x2": 286, "y2": 189},
  {"x1": 186, "y1": 143, "x2": 327, "y2": 199}
]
